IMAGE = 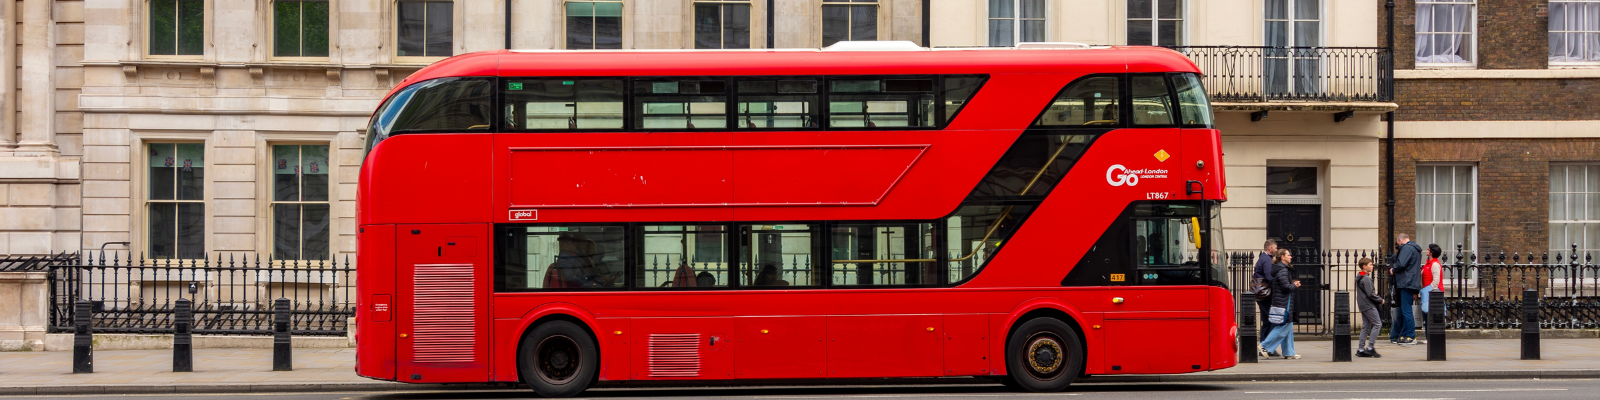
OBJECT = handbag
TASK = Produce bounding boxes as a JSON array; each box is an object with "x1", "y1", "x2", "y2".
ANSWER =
[
  {"x1": 1250, "y1": 277, "x2": 1272, "y2": 300},
  {"x1": 1267, "y1": 306, "x2": 1287, "y2": 325}
]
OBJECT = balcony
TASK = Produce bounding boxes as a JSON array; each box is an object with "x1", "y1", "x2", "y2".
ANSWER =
[{"x1": 1167, "y1": 46, "x2": 1396, "y2": 114}]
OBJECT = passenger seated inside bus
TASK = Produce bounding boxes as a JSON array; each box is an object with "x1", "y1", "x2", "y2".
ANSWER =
[
  {"x1": 548, "y1": 234, "x2": 606, "y2": 288},
  {"x1": 696, "y1": 271, "x2": 716, "y2": 287},
  {"x1": 666, "y1": 264, "x2": 696, "y2": 287},
  {"x1": 753, "y1": 264, "x2": 789, "y2": 286}
]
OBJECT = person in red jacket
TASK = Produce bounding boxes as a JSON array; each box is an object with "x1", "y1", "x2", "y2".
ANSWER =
[{"x1": 1420, "y1": 243, "x2": 1446, "y2": 340}]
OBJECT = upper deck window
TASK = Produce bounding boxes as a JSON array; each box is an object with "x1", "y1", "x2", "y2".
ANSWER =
[
  {"x1": 827, "y1": 78, "x2": 936, "y2": 128},
  {"x1": 738, "y1": 79, "x2": 821, "y2": 129},
  {"x1": 505, "y1": 79, "x2": 626, "y2": 130},
  {"x1": 634, "y1": 79, "x2": 729, "y2": 130},
  {"x1": 1170, "y1": 73, "x2": 1212, "y2": 126},
  {"x1": 1033, "y1": 76, "x2": 1121, "y2": 127},
  {"x1": 1129, "y1": 75, "x2": 1175, "y2": 125}
]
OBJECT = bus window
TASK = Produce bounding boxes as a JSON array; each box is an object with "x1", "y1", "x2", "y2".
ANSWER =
[
  {"x1": 739, "y1": 224, "x2": 820, "y2": 287},
  {"x1": 737, "y1": 79, "x2": 820, "y2": 129},
  {"x1": 634, "y1": 79, "x2": 729, "y2": 130},
  {"x1": 827, "y1": 78, "x2": 936, "y2": 128},
  {"x1": 503, "y1": 79, "x2": 624, "y2": 130},
  {"x1": 385, "y1": 77, "x2": 494, "y2": 133},
  {"x1": 1130, "y1": 75, "x2": 1177, "y2": 125},
  {"x1": 495, "y1": 225, "x2": 626, "y2": 290},
  {"x1": 941, "y1": 75, "x2": 986, "y2": 124},
  {"x1": 636, "y1": 225, "x2": 730, "y2": 288},
  {"x1": 1033, "y1": 76, "x2": 1120, "y2": 127},
  {"x1": 1170, "y1": 73, "x2": 1213, "y2": 126},
  {"x1": 1131, "y1": 203, "x2": 1204, "y2": 285},
  {"x1": 965, "y1": 134, "x2": 1094, "y2": 199},
  {"x1": 947, "y1": 205, "x2": 1036, "y2": 283},
  {"x1": 830, "y1": 223, "x2": 938, "y2": 286}
]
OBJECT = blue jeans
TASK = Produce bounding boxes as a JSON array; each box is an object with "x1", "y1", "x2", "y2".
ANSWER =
[
  {"x1": 1396, "y1": 288, "x2": 1419, "y2": 339},
  {"x1": 1259, "y1": 299, "x2": 1296, "y2": 356}
]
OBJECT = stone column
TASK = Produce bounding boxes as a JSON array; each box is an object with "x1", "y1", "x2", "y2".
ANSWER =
[
  {"x1": 15, "y1": 0, "x2": 58, "y2": 156},
  {"x1": 0, "y1": 0, "x2": 18, "y2": 152},
  {"x1": 0, "y1": 271, "x2": 51, "y2": 351}
]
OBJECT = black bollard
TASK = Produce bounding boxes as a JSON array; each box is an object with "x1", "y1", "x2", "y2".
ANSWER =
[
  {"x1": 1426, "y1": 292, "x2": 1446, "y2": 361},
  {"x1": 1238, "y1": 293, "x2": 1257, "y2": 363},
  {"x1": 1522, "y1": 289, "x2": 1540, "y2": 360},
  {"x1": 273, "y1": 298, "x2": 292, "y2": 371},
  {"x1": 73, "y1": 300, "x2": 93, "y2": 373},
  {"x1": 173, "y1": 299, "x2": 193, "y2": 372},
  {"x1": 1332, "y1": 290, "x2": 1352, "y2": 362}
]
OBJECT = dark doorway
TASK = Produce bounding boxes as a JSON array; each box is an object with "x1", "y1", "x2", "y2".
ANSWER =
[{"x1": 1268, "y1": 204, "x2": 1324, "y2": 331}]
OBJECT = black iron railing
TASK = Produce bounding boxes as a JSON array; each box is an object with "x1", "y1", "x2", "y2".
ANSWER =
[
  {"x1": 0, "y1": 252, "x2": 77, "y2": 271},
  {"x1": 1167, "y1": 46, "x2": 1393, "y2": 103},
  {"x1": 44, "y1": 252, "x2": 354, "y2": 336},
  {"x1": 1229, "y1": 245, "x2": 1600, "y2": 335}
]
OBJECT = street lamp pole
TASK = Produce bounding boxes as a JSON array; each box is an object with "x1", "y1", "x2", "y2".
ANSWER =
[{"x1": 1385, "y1": 0, "x2": 1396, "y2": 250}]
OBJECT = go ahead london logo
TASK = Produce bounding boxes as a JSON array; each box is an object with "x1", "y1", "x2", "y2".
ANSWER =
[{"x1": 1105, "y1": 149, "x2": 1173, "y2": 187}]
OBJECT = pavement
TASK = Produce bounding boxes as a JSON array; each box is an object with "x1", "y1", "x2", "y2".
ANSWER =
[{"x1": 0, "y1": 338, "x2": 1596, "y2": 396}]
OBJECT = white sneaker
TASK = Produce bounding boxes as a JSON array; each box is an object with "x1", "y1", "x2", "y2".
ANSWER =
[{"x1": 1257, "y1": 344, "x2": 1269, "y2": 357}]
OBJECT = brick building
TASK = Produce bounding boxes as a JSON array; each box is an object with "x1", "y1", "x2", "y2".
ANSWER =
[{"x1": 1382, "y1": 0, "x2": 1600, "y2": 260}]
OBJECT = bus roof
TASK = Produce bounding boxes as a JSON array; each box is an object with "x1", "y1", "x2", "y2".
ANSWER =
[{"x1": 388, "y1": 45, "x2": 1200, "y2": 98}]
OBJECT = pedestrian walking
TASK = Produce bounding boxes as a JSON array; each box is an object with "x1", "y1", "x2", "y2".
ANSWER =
[
  {"x1": 1258, "y1": 249, "x2": 1301, "y2": 359},
  {"x1": 1355, "y1": 257, "x2": 1385, "y2": 358},
  {"x1": 1420, "y1": 243, "x2": 1446, "y2": 342},
  {"x1": 1252, "y1": 240, "x2": 1279, "y2": 357},
  {"x1": 1390, "y1": 233, "x2": 1424, "y2": 345}
]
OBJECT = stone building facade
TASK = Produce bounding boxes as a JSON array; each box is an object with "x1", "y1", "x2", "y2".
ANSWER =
[
  {"x1": 1381, "y1": 0, "x2": 1600, "y2": 260},
  {"x1": 1, "y1": 0, "x2": 1391, "y2": 260}
]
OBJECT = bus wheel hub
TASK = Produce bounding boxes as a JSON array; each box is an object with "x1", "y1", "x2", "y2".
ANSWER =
[{"x1": 1028, "y1": 337, "x2": 1063, "y2": 375}]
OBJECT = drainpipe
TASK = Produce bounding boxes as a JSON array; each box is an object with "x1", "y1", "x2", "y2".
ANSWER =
[
  {"x1": 504, "y1": 0, "x2": 513, "y2": 49},
  {"x1": 922, "y1": 0, "x2": 931, "y2": 46},
  {"x1": 767, "y1": 0, "x2": 776, "y2": 48},
  {"x1": 1385, "y1": 0, "x2": 1396, "y2": 249}
]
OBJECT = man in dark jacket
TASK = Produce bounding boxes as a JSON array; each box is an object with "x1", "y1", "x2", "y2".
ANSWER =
[
  {"x1": 1252, "y1": 240, "x2": 1278, "y2": 342},
  {"x1": 1390, "y1": 233, "x2": 1424, "y2": 344}
]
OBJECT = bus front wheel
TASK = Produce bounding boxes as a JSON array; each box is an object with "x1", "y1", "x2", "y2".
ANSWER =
[
  {"x1": 1005, "y1": 317, "x2": 1083, "y2": 392},
  {"x1": 519, "y1": 320, "x2": 598, "y2": 398}
]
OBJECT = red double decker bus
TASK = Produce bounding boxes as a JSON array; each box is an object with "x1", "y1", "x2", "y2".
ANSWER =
[{"x1": 355, "y1": 42, "x2": 1233, "y2": 397}]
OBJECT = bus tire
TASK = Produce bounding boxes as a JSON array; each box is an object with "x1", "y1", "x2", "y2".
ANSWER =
[
  {"x1": 1005, "y1": 317, "x2": 1083, "y2": 392},
  {"x1": 519, "y1": 320, "x2": 598, "y2": 398}
]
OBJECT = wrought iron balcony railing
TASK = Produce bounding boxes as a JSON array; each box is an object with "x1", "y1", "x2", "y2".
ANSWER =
[{"x1": 1166, "y1": 46, "x2": 1393, "y2": 103}]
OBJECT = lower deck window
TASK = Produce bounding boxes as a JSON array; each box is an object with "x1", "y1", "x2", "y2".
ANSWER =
[
  {"x1": 740, "y1": 224, "x2": 820, "y2": 287},
  {"x1": 497, "y1": 225, "x2": 627, "y2": 290},
  {"x1": 638, "y1": 225, "x2": 730, "y2": 288}
]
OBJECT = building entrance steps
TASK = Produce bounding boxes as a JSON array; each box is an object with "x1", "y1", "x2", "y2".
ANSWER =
[{"x1": 0, "y1": 339, "x2": 1597, "y2": 395}]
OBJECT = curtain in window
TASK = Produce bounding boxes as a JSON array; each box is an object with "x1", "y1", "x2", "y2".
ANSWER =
[
  {"x1": 1551, "y1": 1, "x2": 1600, "y2": 62},
  {"x1": 1415, "y1": 0, "x2": 1473, "y2": 64}
]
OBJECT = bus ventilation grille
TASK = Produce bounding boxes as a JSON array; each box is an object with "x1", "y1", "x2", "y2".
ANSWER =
[
  {"x1": 411, "y1": 263, "x2": 476, "y2": 363},
  {"x1": 647, "y1": 333, "x2": 702, "y2": 377}
]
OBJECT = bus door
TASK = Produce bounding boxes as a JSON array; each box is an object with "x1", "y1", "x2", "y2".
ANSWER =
[
  {"x1": 395, "y1": 223, "x2": 491, "y2": 383},
  {"x1": 1101, "y1": 204, "x2": 1210, "y2": 374}
]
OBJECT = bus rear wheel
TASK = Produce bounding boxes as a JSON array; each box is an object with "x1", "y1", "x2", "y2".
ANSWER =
[
  {"x1": 1005, "y1": 317, "x2": 1083, "y2": 392},
  {"x1": 519, "y1": 320, "x2": 598, "y2": 398}
]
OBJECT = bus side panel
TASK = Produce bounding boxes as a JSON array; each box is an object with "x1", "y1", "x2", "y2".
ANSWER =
[
  {"x1": 356, "y1": 224, "x2": 397, "y2": 381},
  {"x1": 364, "y1": 134, "x2": 495, "y2": 225},
  {"x1": 942, "y1": 314, "x2": 991, "y2": 376},
  {"x1": 1179, "y1": 128, "x2": 1226, "y2": 201}
]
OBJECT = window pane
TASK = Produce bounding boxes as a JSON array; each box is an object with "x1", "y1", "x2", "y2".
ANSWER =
[
  {"x1": 1130, "y1": 75, "x2": 1175, "y2": 125},
  {"x1": 1034, "y1": 76, "x2": 1120, "y2": 126},
  {"x1": 1265, "y1": 0, "x2": 1287, "y2": 20},
  {"x1": 178, "y1": 0, "x2": 205, "y2": 55},
  {"x1": 594, "y1": 10, "x2": 623, "y2": 49},
  {"x1": 1157, "y1": 0, "x2": 1181, "y2": 19},
  {"x1": 397, "y1": 0, "x2": 426, "y2": 56},
  {"x1": 150, "y1": 0, "x2": 178, "y2": 55},
  {"x1": 274, "y1": 1, "x2": 301, "y2": 57},
  {"x1": 1157, "y1": 20, "x2": 1182, "y2": 46},
  {"x1": 150, "y1": 143, "x2": 176, "y2": 200},
  {"x1": 1456, "y1": 194, "x2": 1473, "y2": 222},
  {"x1": 507, "y1": 79, "x2": 625, "y2": 130},
  {"x1": 1294, "y1": 21, "x2": 1320, "y2": 46},
  {"x1": 948, "y1": 205, "x2": 1035, "y2": 282},
  {"x1": 1552, "y1": 165, "x2": 1568, "y2": 193},
  {"x1": 724, "y1": 4, "x2": 751, "y2": 48},
  {"x1": 389, "y1": 78, "x2": 493, "y2": 132},
  {"x1": 1416, "y1": 166, "x2": 1435, "y2": 194},
  {"x1": 831, "y1": 223, "x2": 938, "y2": 286},
  {"x1": 637, "y1": 225, "x2": 729, "y2": 288},
  {"x1": 1266, "y1": 167, "x2": 1317, "y2": 195},
  {"x1": 851, "y1": 5, "x2": 878, "y2": 41},
  {"x1": 273, "y1": 145, "x2": 300, "y2": 202},
  {"x1": 737, "y1": 79, "x2": 820, "y2": 129},
  {"x1": 176, "y1": 203, "x2": 206, "y2": 259},
  {"x1": 828, "y1": 79, "x2": 935, "y2": 129},
  {"x1": 1295, "y1": 0, "x2": 1319, "y2": 19},
  {"x1": 942, "y1": 76, "x2": 986, "y2": 123},
  {"x1": 302, "y1": 1, "x2": 330, "y2": 57},
  {"x1": 302, "y1": 203, "x2": 331, "y2": 260},
  {"x1": 822, "y1": 5, "x2": 850, "y2": 46},
  {"x1": 1170, "y1": 73, "x2": 1212, "y2": 125},
  {"x1": 302, "y1": 145, "x2": 329, "y2": 201},
  {"x1": 425, "y1": 1, "x2": 453, "y2": 56},
  {"x1": 990, "y1": 0, "x2": 1015, "y2": 18},
  {"x1": 1552, "y1": 192, "x2": 1567, "y2": 221},
  {"x1": 1127, "y1": 21, "x2": 1152, "y2": 45},
  {"x1": 175, "y1": 143, "x2": 205, "y2": 200},
  {"x1": 498, "y1": 226, "x2": 627, "y2": 290},
  {"x1": 694, "y1": 4, "x2": 722, "y2": 49},
  {"x1": 1416, "y1": 194, "x2": 1433, "y2": 221},
  {"x1": 273, "y1": 203, "x2": 302, "y2": 260},
  {"x1": 1128, "y1": 0, "x2": 1152, "y2": 19},
  {"x1": 635, "y1": 79, "x2": 728, "y2": 130},
  {"x1": 149, "y1": 203, "x2": 177, "y2": 258},
  {"x1": 741, "y1": 225, "x2": 818, "y2": 287},
  {"x1": 989, "y1": 19, "x2": 1015, "y2": 47},
  {"x1": 1020, "y1": 0, "x2": 1046, "y2": 18},
  {"x1": 966, "y1": 134, "x2": 1093, "y2": 198},
  {"x1": 1020, "y1": 20, "x2": 1047, "y2": 43}
]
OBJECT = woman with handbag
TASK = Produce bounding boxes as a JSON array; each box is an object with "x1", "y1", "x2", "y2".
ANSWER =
[{"x1": 1258, "y1": 249, "x2": 1302, "y2": 359}]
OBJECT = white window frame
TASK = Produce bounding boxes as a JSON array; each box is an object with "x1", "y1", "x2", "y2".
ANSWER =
[
  {"x1": 987, "y1": 0, "x2": 1049, "y2": 47},
  {"x1": 692, "y1": 0, "x2": 753, "y2": 49},
  {"x1": 1549, "y1": 0, "x2": 1600, "y2": 67},
  {"x1": 1414, "y1": 0, "x2": 1478, "y2": 69},
  {"x1": 392, "y1": 0, "x2": 458, "y2": 64},
  {"x1": 1263, "y1": 0, "x2": 1326, "y2": 96},
  {"x1": 1125, "y1": 0, "x2": 1185, "y2": 46},
  {"x1": 1415, "y1": 164, "x2": 1478, "y2": 285},
  {"x1": 1548, "y1": 164, "x2": 1600, "y2": 284},
  {"x1": 820, "y1": 0, "x2": 882, "y2": 47},
  {"x1": 143, "y1": 0, "x2": 210, "y2": 60}
]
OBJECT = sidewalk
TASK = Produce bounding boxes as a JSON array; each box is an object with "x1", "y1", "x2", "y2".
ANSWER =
[{"x1": 0, "y1": 339, "x2": 1596, "y2": 395}]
